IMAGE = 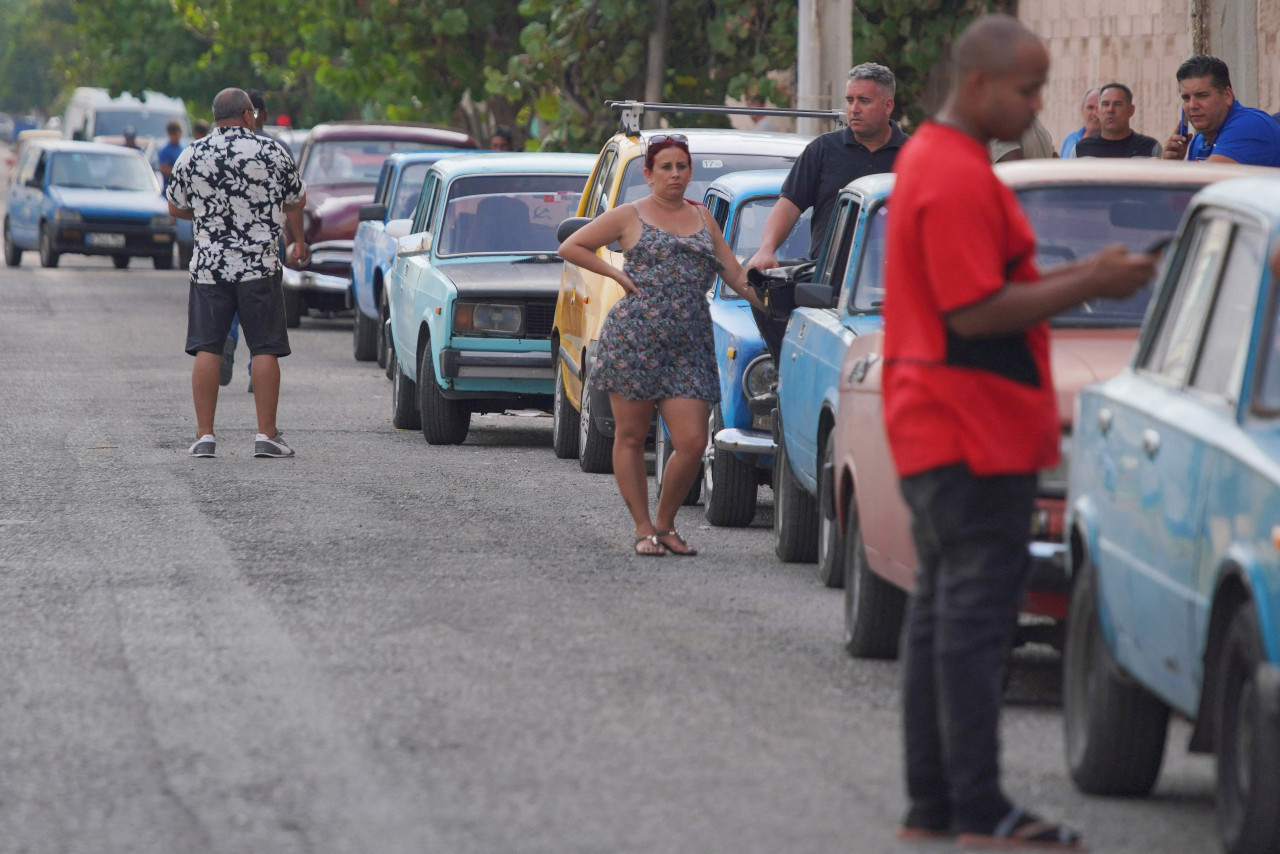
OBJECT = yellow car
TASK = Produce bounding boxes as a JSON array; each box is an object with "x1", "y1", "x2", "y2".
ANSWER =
[{"x1": 551, "y1": 128, "x2": 811, "y2": 472}]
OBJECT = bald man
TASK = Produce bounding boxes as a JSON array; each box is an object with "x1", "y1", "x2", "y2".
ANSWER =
[{"x1": 882, "y1": 14, "x2": 1155, "y2": 849}]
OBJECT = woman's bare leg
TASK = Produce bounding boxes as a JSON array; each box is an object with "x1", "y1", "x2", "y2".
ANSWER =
[
  {"x1": 610, "y1": 394, "x2": 662, "y2": 552},
  {"x1": 654, "y1": 397, "x2": 709, "y2": 552}
]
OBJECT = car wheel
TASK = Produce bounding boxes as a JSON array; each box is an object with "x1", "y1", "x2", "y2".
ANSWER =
[
  {"x1": 178, "y1": 242, "x2": 193, "y2": 269},
  {"x1": 773, "y1": 437, "x2": 818, "y2": 563},
  {"x1": 1215, "y1": 604, "x2": 1280, "y2": 854},
  {"x1": 843, "y1": 496, "x2": 906, "y2": 659},
  {"x1": 379, "y1": 289, "x2": 393, "y2": 376},
  {"x1": 389, "y1": 345, "x2": 421, "y2": 430},
  {"x1": 38, "y1": 224, "x2": 59, "y2": 268},
  {"x1": 1063, "y1": 557, "x2": 1169, "y2": 796},
  {"x1": 419, "y1": 342, "x2": 470, "y2": 445},
  {"x1": 552, "y1": 363, "x2": 580, "y2": 460},
  {"x1": 815, "y1": 432, "x2": 844, "y2": 587},
  {"x1": 577, "y1": 368, "x2": 613, "y2": 474},
  {"x1": 113, "y1": 255, "x2": 130, "y2": 269},
  {"x1": 3, "y1": 220, "x2": 21, "y2": 267},
  {"x1": 153, "y1": 250, "x2": 173, "y2": 270},
  {"x1": 353, "y1": 307, "x2": 378, "y2": 362},
  {"x1": 655, "y1": 414, "x2": 701, "y2": 507},
  {"x1": 703, "y1": 406, "x2": 755, "y2": 526},
  {"x1": 284, "y1": 288, "x2": 302, "y2": 328}
]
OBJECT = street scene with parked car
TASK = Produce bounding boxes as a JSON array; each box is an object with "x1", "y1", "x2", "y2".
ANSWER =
[{"x1": 4, "y1": 2, "x2": 1280, "y2": 852}]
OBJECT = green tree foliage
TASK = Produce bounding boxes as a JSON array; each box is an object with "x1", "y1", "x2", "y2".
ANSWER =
[{"x1": 0, "y1": 0, "x2": 75, "y2": 113}]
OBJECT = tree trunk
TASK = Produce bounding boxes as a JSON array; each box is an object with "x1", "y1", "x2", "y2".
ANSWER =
[{"x1": 643, "y1": 0, "x2": 671, "y2": 129}]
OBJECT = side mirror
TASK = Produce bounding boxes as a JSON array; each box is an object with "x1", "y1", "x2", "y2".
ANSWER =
[
  {"x1": 396, "y1": 230, "x2": 432, "y2": 258},
  {"x1": 557, "y1": 216, "x2": 592, "y2": 243},
  {"x1": 358, "y1": 202, "x2": 387, "y2": 222},
  {"x1": 385, "y1": 218, "x2": 415, "y2": 240},
  {"x1": 795, "y1": 282, "x2": 836, "y2": 309}
]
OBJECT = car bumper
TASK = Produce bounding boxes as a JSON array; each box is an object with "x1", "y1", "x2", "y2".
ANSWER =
[
  {"x1": 714, "y1": 427, "x2": 775, "y2": 456},
  {"x1": 51, "y1": 223, "x2": 174, "y2": 256},
  {"x1": 282, "y1": 241, "x2": 354, "y2": 300},
  {"x1": 439, "y1": 348, "x2": 554, "y2": 381}
]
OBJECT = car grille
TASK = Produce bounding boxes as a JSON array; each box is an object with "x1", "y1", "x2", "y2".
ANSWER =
[{"x1": 526, "y1": 301, "x2": 555, "y2": 339}]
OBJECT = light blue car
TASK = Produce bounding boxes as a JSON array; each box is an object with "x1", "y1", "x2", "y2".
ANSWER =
[
  {"x1": 773, "y1": 173, "x2": 893, "y2": 585},
  {"x1": 351, "y1": 150, "x2": 467, "y2": 369},
  {"x1": 386, "y1": 152, "x2": 594, "y2": 444},
  {"x1": 4, "y1": 139, "x2": 176, "y2": 269},
  {"x1": 1064, "y1": 174, "x2": 1280, "y2": 854},
  {"x1": 652, "y1": 169, "x2": 811, "y2": 527}
]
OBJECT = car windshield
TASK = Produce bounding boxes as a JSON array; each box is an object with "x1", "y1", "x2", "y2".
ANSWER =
[
  {"x1": 849, "y1": 203, "x2": 889, "y2": 312},
  {"x1": 49, "y1": 151, "x2": 158, "y2": 192},
  {"x1": 619, "y1": 152, "x2": 799, "y2": 207},
  {"x1": 94, "y1": 109, "x2": 186, "y2": 138},
  {"x1": 1018, "y1": 184, "x2": 1197, "y2": 327},
  {"x1": 303, "y1": 139, "x2": 453, "y2": 186},
  {"x1": 390, "y1": 162, "x2": 432, "y2": 220},
  {"x1": 436, "y1": 174, "x2": 586, "y2": 256},
  {"x1": 719, "y1": 195, "x2": 811, "y2": 299}
]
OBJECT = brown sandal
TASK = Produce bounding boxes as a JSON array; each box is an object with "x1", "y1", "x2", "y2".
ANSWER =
[
  {"x1": 655, "y1": 530, "x2": 697, "y2": 556},
  {"x1": 634, "y1": 534, "x2": 666, "y2": 556}
]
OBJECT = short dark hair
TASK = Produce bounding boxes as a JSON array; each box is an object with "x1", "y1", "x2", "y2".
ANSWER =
[
  {"x1": 1177, "y1": 55, "x2": 1232, "y2": 91},
  {"x1": 246, "y1": 88, "x2": 268, "y2": 115},
  {"x1": 492, "y1": 125, "x2": 514, "y2": 145},
  {"x1": 1098, "y1": 82, "x2": 1133, "y2": 105}
]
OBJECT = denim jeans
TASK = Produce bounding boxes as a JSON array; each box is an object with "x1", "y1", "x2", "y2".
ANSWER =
[{"x1": 898, "y1": 463, "x2": 1036, "y2": 833}]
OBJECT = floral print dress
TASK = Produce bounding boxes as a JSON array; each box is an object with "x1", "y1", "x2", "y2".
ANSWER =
[{"x1": 591, "y1": 210, "x2": 723, "y2": 402}]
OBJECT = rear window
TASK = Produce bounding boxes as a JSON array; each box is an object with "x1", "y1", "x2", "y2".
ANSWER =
[
  {"x1": 437, "y1": 174, "x2": 587, "y2": 256},
  {"x1": 304, "y1": 140, "x2": 452, "y2": 186},
  {"x1": 619, "y1": 153, "x2": 798, "y2": 207}
]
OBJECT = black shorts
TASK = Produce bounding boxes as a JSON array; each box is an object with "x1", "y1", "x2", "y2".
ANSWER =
[{"x1": 185, "y1": 270, "x2": 290, "y2": 358}]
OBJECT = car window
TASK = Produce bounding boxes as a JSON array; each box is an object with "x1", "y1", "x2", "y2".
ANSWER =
[
  {"x1": 303, "y1": 139, "x2": 446, "y2": 185},
  {"x1": 16, "y1": 147, "x2": 40, "y2": 185},
  {"x1": 93, "y1": 109, "x2": 186, "y2": 139},
  {"x1": 1019, "y1": 184, "x2": 1199, "y2": 328},
  {"x1": 372, "y1": 162, "x2": 395, "y2": 205},
  {"x1": 814, "y1": 197, "x2": 859, "y2": 290},
  {"x1": 412, "y1": 174, "x2": 442, "y2": 233},
  {"x1": 849, "y1": 203, "x2": 889, "y2": 313},
  {"x1": 588, "y1": 148, "x2": 619, "y2": 218},
  {"x1": 1189, "y1": 222, "x2": 1263, "y2": 402},
  {"x1": 390, "y1": 163, "x2": 432, "y2": 220},
  {"x1": 618, "y1": 152, "x2": 798, "y2": 208},
  {"x1": 49, "y1": 151, "x2": 156, "y2": 192},
  {"x1": 1141, "y1": 213, "x2": 1233, "y2": 385},
  {"x1": 717, "y1": 196, "x2": 810, "y2": 299},
  {"x1": 706, "y1": 194, "x2": 729, "y2": 230},
  {"x1": 436, "y1": 174, "x2": 586, "y2": 256}
]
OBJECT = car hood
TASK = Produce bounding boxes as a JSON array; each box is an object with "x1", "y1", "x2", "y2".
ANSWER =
[
  {"x1": 1050, "y1": 327, "x2": 1140, "y2": 427},
  {"x1": 306, "y1": 185, "x2": 376, "y2": 243},
  {"x1": 50, "y1": 187, "x2": 170, "y2": 219},
  {"x1": 440, "y1": 259, "x2": 565, "y2": 299}
]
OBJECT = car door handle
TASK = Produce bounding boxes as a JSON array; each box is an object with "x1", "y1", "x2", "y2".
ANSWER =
[
  {"x1": 1098, "y1": 407, "x2": 1113, "y2": 435},
  {"x1": 848, "y1": 354, "x2": 880, "y2": 383},
  {"x1": 1142, "y1": 428, "x2": 1161, "y2": 457}
]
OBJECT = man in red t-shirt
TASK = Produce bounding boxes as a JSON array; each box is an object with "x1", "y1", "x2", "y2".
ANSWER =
[{"x1": 882, "y1": 14, "x2": 1156, "y2": 850}]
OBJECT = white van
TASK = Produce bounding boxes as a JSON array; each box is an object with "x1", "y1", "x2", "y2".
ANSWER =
[{"x1": 63, "y1": 87, "x2": 189, "y2": 144}]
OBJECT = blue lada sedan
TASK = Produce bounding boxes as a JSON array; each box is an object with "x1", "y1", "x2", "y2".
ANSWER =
[
  {"x1": 386, "y1": 153, "x2": 594, "y2": 444},
  {"x1": 4, "y1": 139, "x2": 175, "y2": 269},
  {"x1": 1064, "y1": 174, "x2": 1280, "y2": 854}
]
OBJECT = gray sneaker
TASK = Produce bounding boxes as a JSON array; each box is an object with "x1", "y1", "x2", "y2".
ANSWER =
[
  {"x1": 189, "y1": 434, "x2": 216, "y2": 458},
  {"x1": 219, "y1": 338, "x2": 235, "y2": 387},
  {"x1": 254, "y1": 432, "x2": 294, "y2": 458}
]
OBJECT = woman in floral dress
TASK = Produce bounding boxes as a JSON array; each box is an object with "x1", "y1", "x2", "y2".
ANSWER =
[{"x1": 558, "y1": 135, "x2": 766, "y2": 556}]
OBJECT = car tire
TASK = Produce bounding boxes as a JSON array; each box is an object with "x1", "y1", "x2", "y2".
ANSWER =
[
  {"x1": 552, "y1": 363, "x2": 580, "y2": 460},
  {"x1": 815, "y1": 432, "x2": 844, "y2": 587},
  {"x1": 113, "y1": 255, "x2": 130, "y2": 269},
  {"x1": 38, "y1": 224, "x2": 59, "y2": 268},
  {"x1": 379, "y1": 289, "x2": 393, "y2": 376},
  {"x1": 178, "y1": 242, "x2": 193, "y2": 269},
  {"x1": 284, "y1": 288, "x2": 302, "y2": 328},
  {"x1": 703, "y1": 406, "x2": 755, "y2": 526},
  {"x1": 389, "y1": 345, "x2": 421, "y2": 430},
  {"x1": 773, "y1": 437, "x2": 818, "y2": 563},
  {"x1": 1063, "y1": 558, "x2": 1169, "y2": 796},
  {"x1": 655, "y1": 415, "x2": 701, "y2": 507},
  {"x1": 153, "y1": 250, "x2": 173, "y2": 270},
  {"x1": 419, "y1": 342, "x2": 470, "y2": 445},
  {"x1": 1215, "y1": 604, "x2": 1280, "y2": 854},
  {"x1": 353, "y1": 307, "x2": 378, "y2": 362},
  {"x1": 3, "y1": 220, "x2": 21, "y2": 267},
  {"x1": 843, "y1": 496, "x2": 906, "y2": 659},
  {"x1": 577, "y1": 368, "x2": 613, "y2": 474}
]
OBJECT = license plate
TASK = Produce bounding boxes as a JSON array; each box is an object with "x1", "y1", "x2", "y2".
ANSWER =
[{"x1": 87, "y1": 233, "x2": 125, "y2": 248}]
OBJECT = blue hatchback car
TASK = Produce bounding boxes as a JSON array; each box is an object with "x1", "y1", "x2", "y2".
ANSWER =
[
  {"x1": 4, "y1": 139, "x2": 176, "y2": 269},
  {"x1": 1064, "y1": 174, "x2": 1280, "y2": 854}
]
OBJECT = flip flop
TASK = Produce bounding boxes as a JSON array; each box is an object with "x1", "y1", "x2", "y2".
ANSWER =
[
  {"x1": 956, "y1": 808, "x2": 1085, "y2": 851},
  {"x1": 634, "y1": 534, "x2": 666, "y2": 557},
  {"x1": 654, "y1": 530, "x2": 697, "y2": 556}
]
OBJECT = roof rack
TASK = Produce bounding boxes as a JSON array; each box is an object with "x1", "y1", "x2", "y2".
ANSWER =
[{"x1": 605, "y1": 101, "x2": 845, "y2": 136}]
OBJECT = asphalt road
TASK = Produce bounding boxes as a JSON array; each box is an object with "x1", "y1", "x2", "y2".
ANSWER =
[{"x1": 0, "y1": 247, "x2": 1224, "y2": 850}]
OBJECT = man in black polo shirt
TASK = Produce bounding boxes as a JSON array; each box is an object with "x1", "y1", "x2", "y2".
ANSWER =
[
  {"x1": 1069, "y1": 83, "x2": 1161, "y2": 158},
  {"x1": 745, "y1": 62, "x2": 907, "y2": 360}
]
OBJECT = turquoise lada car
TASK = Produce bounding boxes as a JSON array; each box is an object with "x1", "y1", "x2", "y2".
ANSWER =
[
  {"x1": 1064, "y1": 175, "x2": 1280, "y2": 854},
  {"x1": 386, "y1": 153, "x2": 593, "y2": 444},
  {"x1": 773, "y1": 173, "x2": 893, "y2": 584},
  {"x1": 653, "y1": 169, "x2": 811, "y2": 526}
]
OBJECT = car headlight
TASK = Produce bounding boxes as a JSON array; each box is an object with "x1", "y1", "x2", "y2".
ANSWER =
[
  {"x1": 1037, "y1": 430, "x2": 1072, "y2": 498},
  {"x1": 454, "y1": 302, "x2": 525, "y2": 336},
  {"x1": 151, "y1": 214, "x2": 175, "y2": 228},
  {"x1": 742, "y1": 353, "x2": 777, "y2": 399},
  {"x1": 54, "y1": 209, "x2": 81, "y2": 223}
]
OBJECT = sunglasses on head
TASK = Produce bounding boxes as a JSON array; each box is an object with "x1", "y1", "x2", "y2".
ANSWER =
[{"x1": 647, "y1": 133, "x2": 688, "y2": 146}]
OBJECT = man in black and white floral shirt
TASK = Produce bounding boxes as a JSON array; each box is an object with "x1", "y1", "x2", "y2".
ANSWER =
[{"x1": 167, "y1": 87, "x2": 308, "y2": 459}]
